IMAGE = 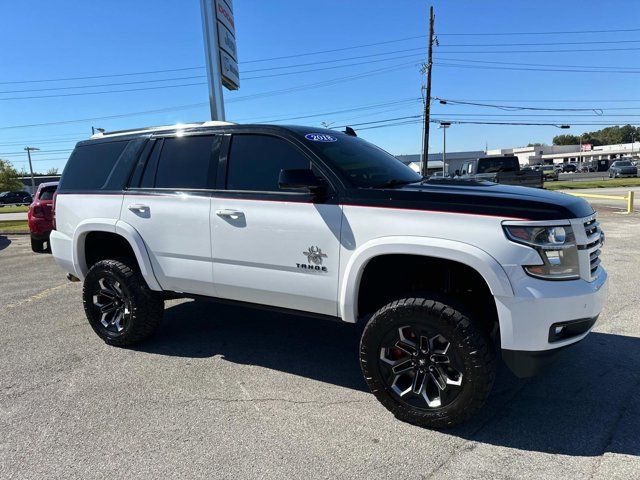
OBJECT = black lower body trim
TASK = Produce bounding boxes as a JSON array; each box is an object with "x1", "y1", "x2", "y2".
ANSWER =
[
  {"x1": 502, "y1": 344, "x2": 574, "y2": 378},
  {"x1": 175, "y1": 292, "x2": 343, "y2": 323}
]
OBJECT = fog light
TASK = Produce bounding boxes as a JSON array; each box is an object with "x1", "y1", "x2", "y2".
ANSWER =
[{"x1": 554, "y1": 326, "x2": 565, "y2": 336}]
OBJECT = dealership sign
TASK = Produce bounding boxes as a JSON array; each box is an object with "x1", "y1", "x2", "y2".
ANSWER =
[{"x1": 214, "y1": 0, "x2": 238, "y2": 90}]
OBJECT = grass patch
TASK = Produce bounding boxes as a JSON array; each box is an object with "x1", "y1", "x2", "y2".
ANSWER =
[
  {"x1": 0, "y1": 220, "x2": 28, "y2": 232},
  {"x1": 545, "y1": 177, "x2": 640, "y2": 190},
  {"x1": 0, "y1": 205, "x2": 29, "y2": 213}
]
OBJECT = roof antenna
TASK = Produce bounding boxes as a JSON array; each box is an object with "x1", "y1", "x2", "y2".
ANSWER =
[{"x1": 344, "y1": 126, "x2": 357, "y2": 137}]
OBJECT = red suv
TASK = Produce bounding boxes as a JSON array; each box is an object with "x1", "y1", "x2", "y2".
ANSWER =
[{"x1": 28, "y1": 182, "x2": 58, "y2": 252}]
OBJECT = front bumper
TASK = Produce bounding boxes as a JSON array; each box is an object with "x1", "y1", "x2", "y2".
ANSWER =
[
  {"x1": 496, "y1": 267, "x2": 607, "y2": 351},
  {"x1": 502, "y1": 315, "x2": 598, "y2": 377}
]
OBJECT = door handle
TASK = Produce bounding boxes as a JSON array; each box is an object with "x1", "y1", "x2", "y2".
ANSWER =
[
  {"x1": 216, "y1": 209, "x2": 243, "y2": 220},
  {"x1": 128, "y1": 204, "x2": 149, "y2": 212}
]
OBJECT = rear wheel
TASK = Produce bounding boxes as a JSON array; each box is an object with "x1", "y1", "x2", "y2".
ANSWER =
[
  {"x1": 30, "y1": 236, "x2": 45, "y2": 252},
  {"x1": 83, "y1": 259, "x2": 164, "y2": 346},
  {"x1": 360, "y1": 297, "x2": 495, "y2": 428}
]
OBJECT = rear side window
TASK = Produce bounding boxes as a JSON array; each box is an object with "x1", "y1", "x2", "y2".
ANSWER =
[
  {"x1": 59, "y1": 141, "x2": 128, "y2": 191},
  {"x1": 38, "y1": 185, "x2": 57, "y2": 200},
  {"x1": 154, "y1": 136, "x2": 217, "y2": 189},
  {"x1": 226, "y1": 135, "x2": 311, "y2": 191}
]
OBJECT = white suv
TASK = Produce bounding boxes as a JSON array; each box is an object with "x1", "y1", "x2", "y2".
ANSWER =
[{"x1": 51, "y1": 121, "x2": 607, "y2": 428}]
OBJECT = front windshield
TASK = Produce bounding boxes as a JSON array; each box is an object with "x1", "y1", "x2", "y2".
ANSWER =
[
  {"x1": 302, "y1": 133, "x2": 421, "y2": 188},
  {"x1": 616, "y1": 161, "x2": 632, "y2": 167}
]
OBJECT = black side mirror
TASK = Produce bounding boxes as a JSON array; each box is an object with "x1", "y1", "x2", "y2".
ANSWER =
[{"x1": 278, "y1": 169, "x2": 324, "y2": 192}]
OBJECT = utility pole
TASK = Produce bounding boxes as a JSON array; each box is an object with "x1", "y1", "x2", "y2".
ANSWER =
[
  {"x1": 24, "y1": 147, "x2": 39, "y2": 194},
  {"x1": 421, "y1": 5, "x2": 435, "y2": 177}
]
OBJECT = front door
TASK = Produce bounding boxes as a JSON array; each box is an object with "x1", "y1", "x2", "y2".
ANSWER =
[
  {"x1": 120, "y1": 134, "x2": 219, "y2": 296},
  {"x1": 211, "y1": 133, "x2": 342, "y2": 316}
]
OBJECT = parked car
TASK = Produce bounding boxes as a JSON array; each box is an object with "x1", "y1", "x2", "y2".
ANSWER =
[
  {"x1": 50, "y1": 122, "x2": 607, "y2": 428},
  {"x1": 608, "y1": 160, "x2": 638, "y2": 178},
  {"x1": 541, "y1": 165, "x2": 560, "y2": 181},
  {"x1": 561, "y1": 163, "x2": 577, "y2": 173},
  {"x1": 0, "y1": 190, "x2": 32, "y2": 206},
  {"x1": 460, "y1": 156, "x2": 543, "y2": 188},
  {"x1": 28, "y1": 182, "x2": 58, "y2": 252}
]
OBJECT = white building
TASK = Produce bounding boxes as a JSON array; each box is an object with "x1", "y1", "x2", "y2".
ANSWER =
[
  {"x1": 486, "y1": 145, "x2": 578, "y2": 166},
  {"x1": 487, "y1": 142, "x2": 640, "y2": 166}
]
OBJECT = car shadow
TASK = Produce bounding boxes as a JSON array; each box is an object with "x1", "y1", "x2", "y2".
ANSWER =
[
  {"x1": 138, "y1": 300, "x2": 640, "y2": 457},
  {"x1": 0, "y1": 236, "x2": 11, "y2": 251}
]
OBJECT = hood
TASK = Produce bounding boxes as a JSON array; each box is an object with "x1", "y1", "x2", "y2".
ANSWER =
[{"x1": 343, "y1": 179, "x2": 594, "y2": 221}]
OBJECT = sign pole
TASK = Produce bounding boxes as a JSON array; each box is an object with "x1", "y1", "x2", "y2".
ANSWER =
[{"x1": 200, "y1": 0, "x2": 226, "y2": 120}]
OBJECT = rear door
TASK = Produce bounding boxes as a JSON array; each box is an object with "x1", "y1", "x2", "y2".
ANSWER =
[
  {"x1": 211, "y1": 133, "x2": 342, "y2": 316},
  {"x1": 120, "y1": 133, "x2": 220, "y2": 296}
]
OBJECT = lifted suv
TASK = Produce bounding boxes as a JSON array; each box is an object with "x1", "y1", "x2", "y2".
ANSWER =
[{"x1": 51, "y1": 121, "x2": 608, "y2": 428}]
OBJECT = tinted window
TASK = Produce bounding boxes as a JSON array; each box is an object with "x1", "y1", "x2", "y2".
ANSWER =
[
  {"x1": 60, "y1": 141, "x2": 128, "y2": 191},
  {"x1": 476, "y1": 157, "x2": 519, "y2": 173},
  {"x1": 154, "y1": 136, "x2": 217, "y2": 189},
  {"x1": 39, "y1": 185, "x2": 57, "y2": 200},
  {"x1": 227, "y1": 135, "x2": 312, "y2": 191},
  {"x1": 301, "y1": 133, "x2": 420, "y2": 188},
  {"x1": 615, "y1": 161, "x2": 632, "y2": 167}
]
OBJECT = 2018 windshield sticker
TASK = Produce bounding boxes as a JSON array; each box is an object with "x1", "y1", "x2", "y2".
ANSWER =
[{"x1": 305, "y1": 133, "x2": 337, "y2": 142}]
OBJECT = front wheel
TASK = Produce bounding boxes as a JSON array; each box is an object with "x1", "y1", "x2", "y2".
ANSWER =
[
  {"x1": 83, "y1": 259, "x2": 164, "y2": 346},
  {"x1": 359, "y1": 297, "x2": 495, "y2": 428}
]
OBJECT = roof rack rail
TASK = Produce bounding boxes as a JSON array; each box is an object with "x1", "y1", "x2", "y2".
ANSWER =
[{"x1": 91, "y1": 120, "x2": 236, "y2": 139}]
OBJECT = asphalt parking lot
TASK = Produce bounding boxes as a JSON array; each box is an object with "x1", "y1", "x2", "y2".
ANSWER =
[{"x1": 1, "y1": 206, "x2": 639, "y2": 479}]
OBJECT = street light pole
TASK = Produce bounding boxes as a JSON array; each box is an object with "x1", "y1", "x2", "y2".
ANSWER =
[
  {"x1": 440, "y1": 122, "x2": 450, "y2": 176},
  {"x1": 24, "y1": 147, "x2": 40, "y2": 194}
]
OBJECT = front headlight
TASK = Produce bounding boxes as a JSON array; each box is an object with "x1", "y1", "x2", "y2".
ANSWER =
[{"x1": 503, "y1": 225, "x2": 580, "y2": 280}]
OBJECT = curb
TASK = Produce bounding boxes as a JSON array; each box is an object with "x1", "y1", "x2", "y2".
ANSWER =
[{"x1": 0, "y1": 231, "x2": 30, "y2": 235}]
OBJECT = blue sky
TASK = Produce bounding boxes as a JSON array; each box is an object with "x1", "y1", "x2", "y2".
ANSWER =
[{"x1": 1, "y1": 0, "x2": 639, "y2": 173}]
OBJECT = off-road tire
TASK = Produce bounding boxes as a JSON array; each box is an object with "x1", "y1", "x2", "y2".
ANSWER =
[
  {"x1": 30, "y1": 236, "x2": 45, "y2": 252},
  {"x1": 359, "y1": 297, "x2": 495, "y2": 429},
  {"x1": 83, "y1": 259, "x2": 164, "y2": 346}
]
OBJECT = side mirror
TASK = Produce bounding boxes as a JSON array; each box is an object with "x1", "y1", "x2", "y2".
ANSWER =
[{"x1": 278, "y1": 169, "x2": 324, "y2": 192}]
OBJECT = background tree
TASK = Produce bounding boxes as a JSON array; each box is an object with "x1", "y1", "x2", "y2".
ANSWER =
[
  {"x1": 0, "y1": 159, "x2": 23, "y2": 191},
  {"x1": 553, "y1": 125, "x2": 640, "y2": 146},
  {"x1": 46, "y1": 167, "x2": 59, "y2": 175}
]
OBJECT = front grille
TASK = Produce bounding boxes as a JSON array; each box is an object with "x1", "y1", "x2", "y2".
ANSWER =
[{"x1": 581, "y1": 217, "x2": 602, "y2": 280}]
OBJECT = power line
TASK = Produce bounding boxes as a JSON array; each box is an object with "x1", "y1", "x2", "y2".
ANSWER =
[
  {"x1": 434, "y1": 62, "x2": 640, "y2": 74},
  {"x1": 429, "y1": 46, "x2": 640, "y2": 54},
  {"x1": 249, "y1": 98, "x2": 421, "y2": 123},
  {"x1": 439, "y1": 39, "x2": 640, "y2": 47},
  {"x1": 434, "y1": 97, "x2": 605, "y2": 113},
  {"x1": 0, "y1": 148, "x2": 73, "y2": 157},
  {"x1": 0, "y1": 35, "x2": 427, "y2": 86},
  {"x1": 240, "y1": 34, "x2": 427, "y2": 64},
  {"x1": 0, "y1": 66, "x2": 205, "y2": 86},
  {"x1": 434, "y1": 56, "x2": 640, "y2": 71},
  {"x1": 433, "y1": 98, "x2": 640, "y2": 103},
  {"x1": 0, "y1": 102, "x2": 209, "y2": 130},
  {"x1": 0, "y1": 48, "x2": 427, "y2": 94},
  {"x1": 437, "y1": 27, "x2": 640, "y2": 36},
  {"x1": 0, "y1": 61, "x2": 417, "y2": 102},
  {"x1": 0, "y1": 75, "x2": 207, "y2": 95}
]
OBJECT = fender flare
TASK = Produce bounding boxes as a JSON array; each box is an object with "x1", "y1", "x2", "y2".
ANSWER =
[
  {"x1": 339, "y1": 236, "x2": 514, "y2": 324},
  {"x1": 72, "y1": 219, "x2": 162, "y2": 291}
]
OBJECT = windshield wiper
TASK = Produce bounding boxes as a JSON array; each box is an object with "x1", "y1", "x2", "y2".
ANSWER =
[{"x1": 371, "y1": 179, "x2": 415, "y2": 189}]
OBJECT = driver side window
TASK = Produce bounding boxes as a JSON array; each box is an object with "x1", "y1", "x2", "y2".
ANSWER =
[{"x1": 226, "y1": 134, "x2": 317, "y2": 192}]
